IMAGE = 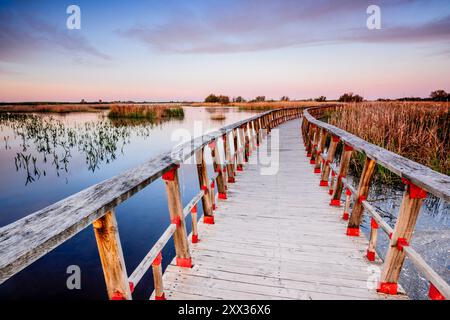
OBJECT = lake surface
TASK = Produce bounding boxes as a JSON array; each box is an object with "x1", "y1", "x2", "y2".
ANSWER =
[
  {"x1": 0, "y1": 106, "x2": 259, "y2": 300},
  {"x1": 0, "y1": 108, "x2": 448, "y2": 300}
]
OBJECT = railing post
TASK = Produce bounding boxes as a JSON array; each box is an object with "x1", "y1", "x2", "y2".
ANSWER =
[
  {"x1": 151, "y1": 252, "x2": 165, "y2": 300},
  {"x1": 223, "y1": 133, "x2": 235, "y2": 183},
  {"x1": 255, "y1": 119, "x2": 261, "y2": 147},
  {"x1": 195, "y1": 147, "x2": 214, "y2": 224},
  {"x1": 162, "y1": 166, "x2": 192, "y2": 267},
  {"x1": 320, "y1": 135, "x2": 339, "y2": 187},
  {"x1": 209, "y1": 139, "x2": 227, "y2": 200},
  {"x1": 190, "y1": 205, "x2": 199, "y2": 243},
  {"x1": 306, "y1": 124, "x2": 315, "y2": 157},
  {"x1": 310, "y1": 126, "x2": 321, "y2": 165},
  {"x1": 367, "y1": 217, "x2": 378, "y2": 262},
  {"x1": 243, "y1": 124, "x2": 251, "y2": 161},
  {"x1": 314, "y1": 128, "x2": 327, "y2": 174},
  {"x1": 347, "y1": 157, "x2": 376, "y2": 236},
  {"x1": 235, "y1": 128, "x2": 245, "y2": 171},
  {"x1": 330, "y1": 144, "x2": 353, "y2": 206},
  {"x1": 93, "y1": 209, "x2": 132, "y2": 300},
  {"x1": 378, "y1": 179, "x2": 427, "y2": 295}
]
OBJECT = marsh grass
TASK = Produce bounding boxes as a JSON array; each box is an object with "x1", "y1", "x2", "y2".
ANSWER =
[
  {"x1": 328, "y1": 102, "x2": 450, "y2": 182},
  {"x1": 108, "y1": 105, "x2": 184, "y2": 120},
  {"x1": 191, "y1": 101, "x2": 340, "y2": 110},
  {"x1": 0, "y1": 104, "x2": 108, "y2": 113}
]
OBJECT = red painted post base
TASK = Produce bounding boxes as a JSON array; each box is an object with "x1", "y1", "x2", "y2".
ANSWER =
[
  {"x1": 155, "y1": 293, "x2": 166, "y2": 301},
  {"x1": 237, "y1": 165, "x2": 243, "y2": 171},
  {"x1": 319, "y1": 180, "x2": 328, "y2": 187},
  {"x1": 310, "y1": 159, "x2": 315, "y2": 165},
  {"x1": 307, "y1": 153, "x2": 312, "y2": 157},
  {"x1": 176, "y1": 257, "x2": 193, "y2": 268},
  {"x1": 314, "y1": 168, "x2": 321, "y2": 174},
  {"x1": 192, "y1": 234, "x2": 199, "y2": 243},
  {"x1": 366, "y1": 250, "x2": 375, "y2": 262},
  {"x1": 328, "y1": 189, "x2": 333, "y2": 195},
  {"x1": 429, "y1": 283, "x2": 445, "y2": 300},
  {"x1": 346, "y1": 227, "x2": 360, "y2": 237},
  {"x1": 203, "y1": 215, "x2": 215, "y2": 225},
  {"x1": 218, "y1": 192, "x2": 227, "y2": 200},
  {"x1": 377, "y1": 282, "x2": 397, "y2": 295},
  {"x1": 330, "y1": 199, "x2": 341, "y2": 207},
  {"x1": 212, "y1": 204, "x2": 217, "y2": 211},
  {"x1": 342, "y1": 212, "x2": 349, "y2": 220},
  {"x1": 111, "y1": 293, "x2": 126, "y2": 300},
  {"x1": 228, "y1": 177, "x2": 235, "y2": 183}
]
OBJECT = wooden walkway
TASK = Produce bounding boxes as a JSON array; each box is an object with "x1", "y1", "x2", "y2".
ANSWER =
[{"x1": 159, "y1": 119, "x2": 407, "y2": 300}]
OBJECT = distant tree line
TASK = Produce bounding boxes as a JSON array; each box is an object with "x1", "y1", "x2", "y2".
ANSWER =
[{"x1": 203, "y1": 89, "x2": 448, "y2": 105}]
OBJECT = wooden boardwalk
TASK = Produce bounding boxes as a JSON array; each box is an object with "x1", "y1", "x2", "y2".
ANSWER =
[
  {"x1": 3, "y1": 107, "x2": 447, "y2": 300},
  {"x1": 159, "y1": 119, "x2": 407, "y2": 300}
]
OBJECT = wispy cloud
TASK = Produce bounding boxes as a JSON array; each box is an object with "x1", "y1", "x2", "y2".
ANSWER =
[
  {"x1": 119, "y1": 0, "x2": 450, "y2": 54},
  {"x1": 0, "y1": 10, "x2": 110, "y2": 63}
]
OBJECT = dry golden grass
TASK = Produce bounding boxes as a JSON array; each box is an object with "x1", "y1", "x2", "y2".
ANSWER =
[
  {"x1": 108, "y1": 104, "x2": 184, "y2": 119},
  {"x1": 0, "y1": 104, "x2": 108, "y2": 113},
  {"x1": 329, "y1": 102, "x2": 450, "y2": 175},
  {"x1": 191, "y1": 101, "x2": 340, "y2": 110}
]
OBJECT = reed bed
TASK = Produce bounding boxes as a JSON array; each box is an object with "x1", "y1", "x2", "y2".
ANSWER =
[
  {"x1": 328, "y1": 102, "x2": 450, "y2": 179},
  {"x1": 107, "y1": 104, "x2": 184, "y2": 120},
  {"x1": 191, "y1": 101, "x2": 340, "y2": 110},
  {"x1": 0, "y1": 104, "x2": 108, "y2": 113}
]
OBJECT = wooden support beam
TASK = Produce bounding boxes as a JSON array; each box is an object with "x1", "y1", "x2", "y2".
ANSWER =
[
  {"x1": 93, "y1": 209, "x2": 132, "y2": 300},
  {"x1": 190, "y1": 205, "x2": 199, "y2": 243},
  {"x1": 195, "y1": 147, "x2": 213, "y2": 219},
  {"x1": 320, "y1": 135, "x2": 339, "y2": 187},
  {"x1": 223, "y1": 133, "x2": 235, "y2": 183},
  {"x1": 314, "y1": 128, "x2": 327, "y2": 174},
  {"x1": 209, "y1": 139, "x2": 227, "y2": 200},
  {"x1": 243, "y1": 125, "x2": 250, "y2": 162},
  {"x1": 151, "y1": 253, "x2": 165, "y2": 300},
  {"x1": 310, "y1": 125, "x2": 321, "y2": 165},
  {"x1": 347, "y1": 157, "x2": 377, "y2": 236},
  {"x1": 379, "y1": 180, "x2": 427, "y2": 295},
  {"x1": 162, "y1": 167, "x2": 192, "y2": 267},
  {"x1": 367, "y1": 218, "x2": 378, "y2": 262},
  {"x1": 330, "y1": 144, "x2": 353, "y2": 207}
]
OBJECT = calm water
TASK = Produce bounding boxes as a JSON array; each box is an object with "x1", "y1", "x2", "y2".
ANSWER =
[{"x1": 0, "y1": 107, "x2": 258, "y2": 300}]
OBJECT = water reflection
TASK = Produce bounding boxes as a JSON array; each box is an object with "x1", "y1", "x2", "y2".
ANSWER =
[{"x1": 0, "y1": 113, "x2": 183, "y2": 185}]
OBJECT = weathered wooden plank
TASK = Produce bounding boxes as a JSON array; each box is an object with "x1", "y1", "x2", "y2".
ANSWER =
[{"x1": 93, "y1": 210, "x2": 131, "y2": 300}]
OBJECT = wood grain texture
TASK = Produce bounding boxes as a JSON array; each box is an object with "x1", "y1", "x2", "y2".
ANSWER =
[
  {"x1": 159, "y1": 119, "x2": 407, "y2": 300},
  {"x1": 93, "y1": 210, "x2": 131, "y2": 300}
]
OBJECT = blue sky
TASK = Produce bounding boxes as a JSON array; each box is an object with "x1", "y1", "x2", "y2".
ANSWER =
[{"x1": 0, "y1": 0, "x2": 449, "y2": 101}]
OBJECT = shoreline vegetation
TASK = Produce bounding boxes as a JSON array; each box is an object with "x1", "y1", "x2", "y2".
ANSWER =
[
  {"x1": 107, "y1": 104, "x2": 184, "y2": 120},
  {"x1": 327, "y1": 101, "x2": 449, "y2": 183},
  {"x1": 1, "y1": 90, "x2": 448, "y2": 178}
]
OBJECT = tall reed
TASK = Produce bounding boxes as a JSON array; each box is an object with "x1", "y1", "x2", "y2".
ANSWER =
[{"x1": 328, "y1": 102, "x2": 449, "y2": 179}]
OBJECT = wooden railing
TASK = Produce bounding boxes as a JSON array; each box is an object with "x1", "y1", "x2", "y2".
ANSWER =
[
  {"x1": 303, "y1": 106, "x2": 450, "y2": 300},
  {"x1": 0, "y1": 107, "x2": 303, "y2": 300}
]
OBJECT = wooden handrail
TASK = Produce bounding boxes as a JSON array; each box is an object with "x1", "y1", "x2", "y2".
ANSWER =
[
  {"x1": 304, "y1": 106, "x2": 450, "y2": 201},
  {"x1": 0, "y1": 107, "x2": 303, "y2": 298},
  {"x1": 304, "y1": 105, "x2": 450, "y2": 300}
]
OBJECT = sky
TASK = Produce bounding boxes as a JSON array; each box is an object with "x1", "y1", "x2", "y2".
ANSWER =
[{"x1": 0, "y1": 0, "x2": 449, "y2": 102}]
